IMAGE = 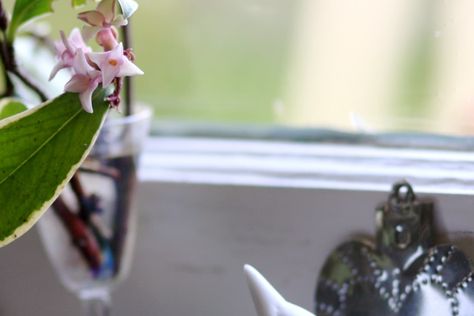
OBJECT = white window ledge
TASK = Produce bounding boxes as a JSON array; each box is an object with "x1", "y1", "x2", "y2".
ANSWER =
[{"x1": 139, "y1": 137, "x2": 474, "y2": 195}]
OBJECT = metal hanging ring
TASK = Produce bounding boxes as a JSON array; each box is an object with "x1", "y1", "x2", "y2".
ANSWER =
[{"x1": 388, "y1": 181, "x2": 416, "y2": 207}]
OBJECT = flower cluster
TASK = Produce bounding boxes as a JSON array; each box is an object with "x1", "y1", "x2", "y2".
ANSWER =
[{"x1": 49, "y1": 0, "x2": 143, "y2": 113}]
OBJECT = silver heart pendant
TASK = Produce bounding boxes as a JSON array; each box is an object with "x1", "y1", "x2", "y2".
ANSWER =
[{"x1": 315, "y1": 182, "x2": 474, "y2": 316}]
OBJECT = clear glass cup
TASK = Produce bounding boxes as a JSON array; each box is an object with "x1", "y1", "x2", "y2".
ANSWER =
[{"x1": 37, "y1": 106, "x2": 152, "y2": 315}]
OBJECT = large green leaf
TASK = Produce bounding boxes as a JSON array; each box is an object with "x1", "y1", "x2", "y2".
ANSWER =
[
  {"x1": 0, "y1": 90, "x2": 109, "y2": 247},
  {"x1": 0, "y1": 99, "x2": 27, "y2": 120},
  {"x1": 7, "y1": 0, "x2": 55, "y2": 41}
]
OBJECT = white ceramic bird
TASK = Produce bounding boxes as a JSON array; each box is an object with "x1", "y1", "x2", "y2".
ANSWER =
[{"x1": 244, "y1": 264, "x2": 316, "y2": 316}]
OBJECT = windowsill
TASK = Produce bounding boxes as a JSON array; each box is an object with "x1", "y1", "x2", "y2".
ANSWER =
[{"x1": 139, "y1": 136, "x2": 474, "y2": 195}]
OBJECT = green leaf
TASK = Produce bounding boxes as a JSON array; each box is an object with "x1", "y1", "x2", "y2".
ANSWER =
[
  {"x1": 71, "y1": 0, "x2": 87, "y2": 7},
  {"x1": 0, "y1": 90, "x2": 109, "y2": 247},
  {"x1": 7, "y1": 0, "x2": 55, "y2": 41},
  {"x1": 0, "y1": 99, "x2": 27, "y2": 120},
  {"x1": 117, "y1": 0, "x2": 138, "y2": 19}
]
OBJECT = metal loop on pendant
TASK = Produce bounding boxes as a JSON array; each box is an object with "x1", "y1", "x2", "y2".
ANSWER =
[{"x1": 388, "y1": 181, "x2": 416, "y2": 210}]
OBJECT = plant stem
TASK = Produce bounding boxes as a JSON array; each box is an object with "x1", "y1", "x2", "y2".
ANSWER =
[
  {"x1": 52, "y1": 196, "x2": 102, "y2": 270},
  {"x1": 70, "y1": 174, "x2": 90, "y2": 220},
  {"x1": 0, "y1": 0, "x2": 47, "y2": 102},
  {"x1": 0, "y1": 0, "x2": 11, "y2": 98},
  {"x1": 71, "y1": 174, "x2": 87, "y2": 202},
  {"x1": 0, "y1": 39, "x2": 13, "y2": 98},
  {"x1": 122, "y1": 21, "x2": 133, "y2": 116},
  {"x1": 0, "y1": 37, "x2": 48, "y2": 102}
]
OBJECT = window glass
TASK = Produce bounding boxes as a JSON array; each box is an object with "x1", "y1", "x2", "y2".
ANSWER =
[{"x1": 11, "y1": 1, "x2": 474, "y2": 136}]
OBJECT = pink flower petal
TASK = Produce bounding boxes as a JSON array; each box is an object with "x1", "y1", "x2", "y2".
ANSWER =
[
  {"x1": 50, "y1": 29, "x2": 92, "y2": 80},
  {"x1": 68, "y1": 28, "x2": 91, "y2": 53},
  {"x1": 81, "y1": 25, "x2": 101, "y2": 41},
  {"x1": 89, "y1": 43, "x2": 143, "y2": 84},
  {"x1": 109, "y1": 42, "x2": 124, "y2": 59},
  {"x1": 79, "y1": 79, "x2": 100, "y2": 113},
  {"x1": 49, "y1": 61, "x2": 67, "y2": 81},
  {"x1": 117, "y1": 58, "x2": 144, "y2": 77},
  {"x1": 97, "y1": 0, "x2": 116, "y2": 24},
  {"x1": 60, "y1": 30, "x2": 73, "y2": 54},
  {"x1": 72, "y1": 49, "x2": 95, "y2": 76},
  {"x1": 54, "y1": 39, "x2": 66, "y2": 55},
  {"x1": 65, "y1": 75, "x2": 100, "y2": 113},
  {"x1": 102, "y1": 64, "x2": 120, "y2": 86},
  {"x1": 87, "y1": 51, "x2": 108, "y2": 68},
  {"x1": 88, "y1": 44, "x2": 122, "y2": 86},
  {"x1": 64, "y1": 74, "x2": 90, "y2": 93},
  {"x1": 78, "y1": 10, "x2": 105, "y2": 27}
]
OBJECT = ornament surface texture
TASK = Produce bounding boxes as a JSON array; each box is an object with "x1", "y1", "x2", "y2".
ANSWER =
[{"x1": 315, "y1": 181, "x2": 474, "y2": 316}]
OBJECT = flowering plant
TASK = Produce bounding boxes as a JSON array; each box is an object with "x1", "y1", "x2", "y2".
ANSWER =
[{"x1": 0, "y1": 0, "x2": 142, "y2": 247}]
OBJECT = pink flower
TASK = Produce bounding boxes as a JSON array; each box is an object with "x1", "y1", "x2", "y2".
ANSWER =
[
  {"x1": 64, "y1": 49, "x2": 102, "y2": 113},
  {"x1": 88, "y1": 42, "x2": 143, "y2": 87},
  {"x1": 78, "y1": 0, "x2": 127, "y2": 44},
  {"x1": 79, "y1": 0, "x2": 118, "y2": 26},
  {"x1": 49, "y1": 28, "x2": 91, "y2": 80}
]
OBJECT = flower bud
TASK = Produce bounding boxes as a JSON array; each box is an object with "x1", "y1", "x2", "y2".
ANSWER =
[{"x1": 96, "y1": 27, "x2": 118, "y2": 51}]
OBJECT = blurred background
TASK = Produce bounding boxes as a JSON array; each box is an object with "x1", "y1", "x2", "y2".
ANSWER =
[{"x1": 7, "y1": 0, "x2": 474, "y2": 135}]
